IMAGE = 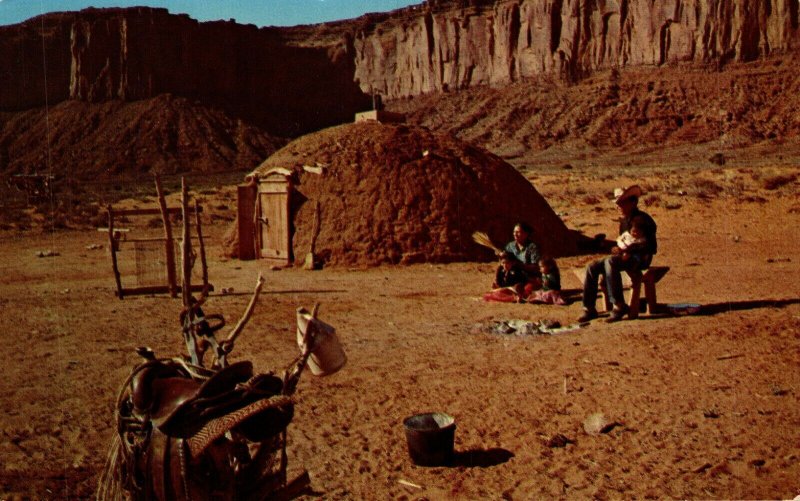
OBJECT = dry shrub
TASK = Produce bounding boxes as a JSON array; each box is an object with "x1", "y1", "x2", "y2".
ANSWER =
[
  {"x1": 687, "y1": 178, "x2": 723, "y2": 199},
  {"x1": 708, "y1": 153, "x2": 726, "y2": 166},
  {"x1": 643, "y1": 194, "x2": 661, "y2": 207},
  {"x1": 762, "y1": 174, "x2": 797, "y2": 190},
  {"x1": 50, "y1": 213, "x2": 70, "y2": 229},
  {"x1": 0, "y1": 208, "x2": 32, "y2": 228},
  {"x1": 723, "y1": 179, "x2": 747, "y2": 199},
  {"x1": 641, "y1": 182, "x2": 660, "y2": 193},
  {"x1": 582, "y1": 194, "x2": 601, "y2": 205},
  {"x1": 88, "y1": 213, "x2": 108, "y2": 227}
]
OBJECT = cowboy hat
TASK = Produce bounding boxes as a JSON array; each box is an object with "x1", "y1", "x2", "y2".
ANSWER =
[{"x1": 613, "y1": 185, "x2": 642, "y2": 205}]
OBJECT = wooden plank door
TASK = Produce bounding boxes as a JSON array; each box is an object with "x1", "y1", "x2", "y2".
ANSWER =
[{"x1": 257, "y1": 180, "x2": 291, "y2": 264}]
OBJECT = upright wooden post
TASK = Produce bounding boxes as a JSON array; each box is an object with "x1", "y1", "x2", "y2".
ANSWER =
[
  {"x1": 155, "y1": 175, "x2": 178, "y2": 297},
  {"x1": 180, "y1": 177, "x2": 200, "y2": 365},
  {"x1": 108, "y1": 205, "x2": 124, "y2": 299},
  {"x1": 181, "y1": 178, "x2": 192, "y2": 304},
  {"x1": 195, "y1": 200, "x2": 209, "y2": 295}
]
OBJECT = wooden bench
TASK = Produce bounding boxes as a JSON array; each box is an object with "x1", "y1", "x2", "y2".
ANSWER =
[
  {"x1": 623, "y1": 266, "x2": 670, "y2": 319},
  {"x1": 573, "y1": 266, "x2": 670, "y2": 319}
]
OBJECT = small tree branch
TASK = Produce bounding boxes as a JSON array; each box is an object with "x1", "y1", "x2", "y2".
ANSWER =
[{"x1": 221, "y1": 273, "x2": 265, "y2": 345}]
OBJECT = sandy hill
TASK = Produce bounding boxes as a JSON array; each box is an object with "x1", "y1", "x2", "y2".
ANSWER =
[{"x1": 0, "y1": 94, "x2": 284, "y2": 179}]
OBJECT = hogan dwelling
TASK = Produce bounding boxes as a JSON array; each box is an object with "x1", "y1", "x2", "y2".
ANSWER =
[{"x1": 227, "y1": 122, "x2": 577, "y2": 267}]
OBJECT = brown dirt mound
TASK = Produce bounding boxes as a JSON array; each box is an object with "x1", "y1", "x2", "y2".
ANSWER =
[
  {"x1": 246, "y1": 121, "x2": 575, "y2": 267},
  {"x1": 0, "y1": 94, "x2": 285, "y2": 178}
]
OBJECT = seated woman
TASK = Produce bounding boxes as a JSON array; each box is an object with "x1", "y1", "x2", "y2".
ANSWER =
[
  {"x1": 504, "y1": 222, "x2": 542, "y2": 285},
  {"x1": 483, "y1": 252, "x2": 532, "y2": 303}
]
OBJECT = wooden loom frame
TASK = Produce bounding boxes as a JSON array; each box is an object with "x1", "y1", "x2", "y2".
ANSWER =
[{"x1": 107, "y1": 176, "x2": 212, "y2": 299}]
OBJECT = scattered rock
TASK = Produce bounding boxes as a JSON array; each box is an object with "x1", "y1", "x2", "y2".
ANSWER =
[
  {"x1": 708, "y1": 461, "x2": 732, "y2": 476},
  {"x1": 36, "y1": 250, "x2": 60, "y2": 257},
  {"x1": 748, "y1": 458, "x2": 766, "y2": 468},
  {"x1": 770, "y1": 385, "x2": 789, "y2": 396},
  {"x1": 546, "y1": 434, "x2": 575, "y2": 448},
  {"x1": 766, "y1": 257, "x2": 791, "y2": 263},
  {"x1": 693, "y1": 462, "x2": 713, "y2": 473},
  {"x1": 488, "y1": 319, "x2": 569, "y2": 336},
  {"x1": 703, "y1": 409, "x2": 721, "y2": 419},
  {"x1": 85, "y1": 244, "x2": 103, "y2": 250},
  {"x1": 583, "y1": 413, "x2": 620, "y2": 435}
]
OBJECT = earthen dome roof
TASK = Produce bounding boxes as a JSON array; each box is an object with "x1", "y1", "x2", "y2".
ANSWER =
[{"x1": 247, "y1": 121, "x2": 575, "y2": 266}]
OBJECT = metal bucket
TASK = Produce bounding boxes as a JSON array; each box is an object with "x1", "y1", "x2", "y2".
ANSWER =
[
  {"x1": 403, "y1": 412, "x2": 456, "y2": 466},
  {"x1": 296, "y1": 308, "x2": 346, "y2": 376}
]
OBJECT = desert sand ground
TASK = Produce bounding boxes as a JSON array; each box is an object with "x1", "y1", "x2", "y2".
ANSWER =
[{"x1": 1, "y1": 166, "x2": 799, "y2": 499}]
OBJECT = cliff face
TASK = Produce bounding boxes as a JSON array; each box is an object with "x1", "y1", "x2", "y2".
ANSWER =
[
  {"x1": 1, "y1": 2, "x2": 798, "y2": 127},
  {"x1": 353, "y1": 0, "x2": 800, "y2": 97},
  {"x1": 0, "y1": 8, "x2": 370, "y2": 135}
]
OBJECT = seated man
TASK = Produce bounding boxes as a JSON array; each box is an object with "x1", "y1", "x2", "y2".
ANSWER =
[{"x1": 579, "y1": 185, "x2": 657, "y2": 323}]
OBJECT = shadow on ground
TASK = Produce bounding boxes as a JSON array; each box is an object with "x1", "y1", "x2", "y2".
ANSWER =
[
  {"x1": 697, "y1": 298, "x2": 800, "y2": 315},
  {"x1": 451, "y1": 448, "x2": 514, "y2": 468}
]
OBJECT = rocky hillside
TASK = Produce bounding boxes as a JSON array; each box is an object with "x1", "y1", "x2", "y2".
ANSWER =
[{"x1": 391, "y1": 52, "x2": 800, "y2": 170}]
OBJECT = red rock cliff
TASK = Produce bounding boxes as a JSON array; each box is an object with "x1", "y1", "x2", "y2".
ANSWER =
[
  {"x1": 2, "y1": 2, "x2": 798, "y2": 122},
  {"x1": 354, "y1": 0, "x2": 800, "y2": 97},
  {"x1": 0, "y1": 8, "x2": 369, "y2": 135}
]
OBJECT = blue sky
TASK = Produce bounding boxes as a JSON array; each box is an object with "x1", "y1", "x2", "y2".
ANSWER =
[{"x1": 0, "y1": 0, "x2": 421, "y2": 27}]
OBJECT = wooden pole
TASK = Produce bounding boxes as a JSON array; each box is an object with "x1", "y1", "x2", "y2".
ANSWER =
[
  {"x1": 181, "y1": 177, "x2": 192, "y2": 308},
  {"x1": 155, "y1": 175, "x2": 177, "y2": 298},
  {"x1": 107, "y1": 205, "x2": 124, "y2": 299},
  {"x1": 194, "y1": 200, "x2": 209, "y2": 296},
  {"x1": 310, "y1": 200, "x2": 320, "y2": 255},
  {"x1": 180, "y1": 178, "x2": 200, "y2": 365}
]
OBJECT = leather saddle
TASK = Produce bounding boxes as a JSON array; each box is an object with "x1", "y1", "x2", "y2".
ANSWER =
[{"x1": 130, "y1": 360, "x2": 289, "y2": 439}]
